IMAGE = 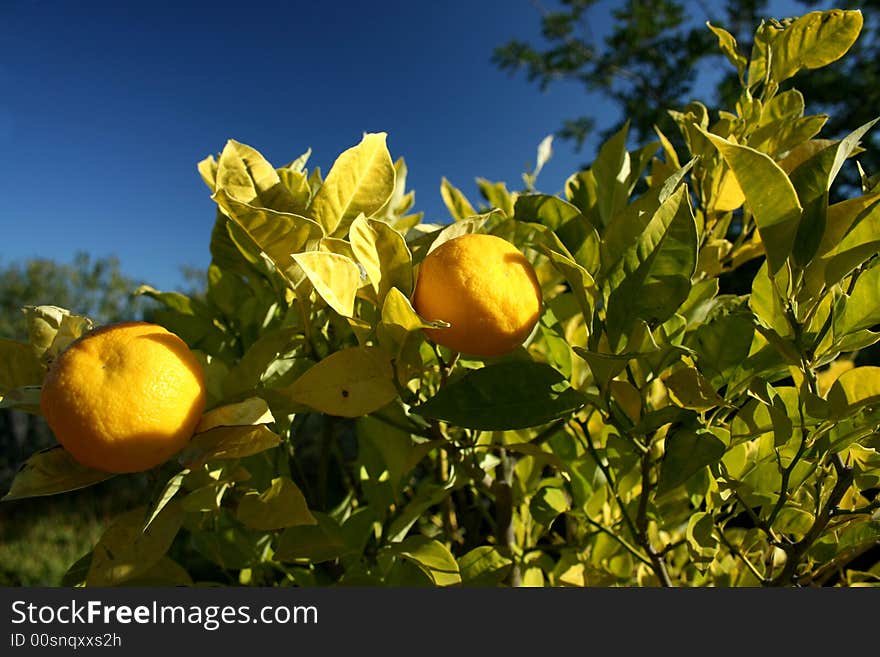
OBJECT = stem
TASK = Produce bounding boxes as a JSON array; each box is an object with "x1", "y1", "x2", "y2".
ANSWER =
[
  {"x1": 439, "y1": 449, "x2": 460, "y2": 544},
  {"x1": 571, "y1": 419, "x2": 673, "y2": 586},
  {"x1": 495, "y1": 448, "x2": 522, "y2": 587},
  {"x1": 770, "y1": 454, "x2": 854, "y2": 586},
  {"x1": 583, "y1": 517, "x2": 653, "y2": 567},
  {"x1": 716, "y1": 527, "x2": 768, "y2": 585}
]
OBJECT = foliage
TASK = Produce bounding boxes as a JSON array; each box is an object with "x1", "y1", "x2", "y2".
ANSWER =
[
  {"x1": 2, "y1": 9, "x2": 879, "y2": 587},
  {"x1": 493, "y1": 0, "x2": 880, "y2": 184}
]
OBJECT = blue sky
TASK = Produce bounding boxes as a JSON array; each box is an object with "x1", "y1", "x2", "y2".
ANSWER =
[{"x1": 1, "y1": 0, "x2": 816, "y2": 292}]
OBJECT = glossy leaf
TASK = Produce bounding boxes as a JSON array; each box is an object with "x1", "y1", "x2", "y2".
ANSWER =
[
  {"x1": 350, "y1": 215, "x2": 413, "y2": 302},
  {"x1": 196, "y1": 397, "x2": 275, "y2": 433},
  {"x1": 770, "y1": 10, "x2": 863, "y2": 83},
  {"x1": 283, "y1": 346, "x2": 398, "y2": 417},
  {"x1": 701, "y1": 130, "x2": 803, "y2": 273},
  {"x1": 214, "y1": 189, "x2": 324, "y2": 281},
  {"x1": 2, "y1": 446, "x2": 115, "y2": 501},
  {"x1": 658, "y1": 427, "x2": 726, "y2": 495},
  {"x1": 391, "y1": 535, "x2": 461, "y2": 586},
  {"x1": 292, "y1": 251, "x2": 362, "y2": 317},
  {"x1": 440, "y1": 177, "x2": 477, "y2": 220},
  {"x1": 179, "y1": 425, "x2": 281, "y2": 468},
  {"x1": 458, "y1": 546, "x2": 513, "y2": 586},
  {"x1": 309, "y1": 132, "x2": 396, "y2": 236},
  {"x1": 605, "y1": 185, "x2": 697, "y2": 348},
  {"x1": 415, "y1": 361, "x2": 587, "y2": 430}
]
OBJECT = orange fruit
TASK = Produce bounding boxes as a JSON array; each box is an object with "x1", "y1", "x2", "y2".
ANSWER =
[
  {"x1": 40, "y1": 322, "x2": 206, "y2": 473},
  {"x1": 412, "y1": 233, "x2": 543, "y2": 358}
]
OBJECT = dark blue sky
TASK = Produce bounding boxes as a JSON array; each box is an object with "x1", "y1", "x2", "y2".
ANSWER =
[{"x1": 1, "y1": 0, "x2": 811, "y2": 292}]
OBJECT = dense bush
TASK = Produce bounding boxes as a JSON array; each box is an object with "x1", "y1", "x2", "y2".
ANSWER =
[{"x1": 2, "y1": 9, "x2": 878, "y2": 586}]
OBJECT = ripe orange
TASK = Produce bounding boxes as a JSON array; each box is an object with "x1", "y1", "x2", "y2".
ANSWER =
[
  {"x1": 40, "y1": 322, "x2": 206, "y2": 473},
  {"x1": 412, "y1": 233, "x2": 543, "y2": 358}
]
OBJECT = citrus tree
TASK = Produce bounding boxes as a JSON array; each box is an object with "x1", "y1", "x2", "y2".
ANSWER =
[{"x1": 2, "y1": 8, "x2": 879, "y2": 587}]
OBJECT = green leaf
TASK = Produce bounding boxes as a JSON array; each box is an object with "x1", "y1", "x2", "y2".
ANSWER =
[
  {"x1": 707, "y1": 22, "x2": 746, "y2": 79},
  {"x1": 391, "y1": 535, "x2": 461, "y2": 586},
  {"x1": 283, "y1": 346, "x2": 398, "y2": 418},
  {"x1": 514, "y1": 194, "x2": 600, "y2": 274},
  {"x1": 770, "y1": 10, "x2": 863, "y2": 84},
  {"x1": 142, "y1": 470, "x2": 187, "y2": 532},
  {"x1": 476, "y1": 178, "x2": 515, "y2": 216},
  {"x1": 213, "y1": 188, "x2": 324, "y2": 281},
  {"x1": 542, "y1": 249, "x2": 596, "y2": 323},
  {"x1": 440, "y1": 177, "x2": 477, "y2": 220},
  {"x1": 458, "y1": 546, "x2": 513, "y2": 586},
  {"x1": 530, "y1": 487, "x2": 570, "y2": 526},
  {"x1": 414, "y1": 361, "x2": 587, "y2": 430},
  {"x1": 87, "y1": 502, "x2": 184, "y2": 586},
  {"x1": 828, "y1": 367, "x2": 880, "y2": 419},
  {"x1": 685, "y1": 512, "x2": 718, "y2": 569},
  {"x1": 701, "y1": 129, "x2": 803, "y2": 274},
  {"x1": 818, "y1": 193, "x2": 880, "y2": 289},
  {"x1": 0, "y1": 338, "x2": 43, "y2": 394},
  {"x1": 590, "y1": 122, "x2": 631, "y2": 226},
  {"x1": 833, "y1": 262, "x2": 880, "y2": 339},
  {"x1": 308, "y1": 132, "x2": 396, "y2": 236},
  {"x1": 292, "y1": 251, "x2": 362, "y2": 317},
  {"x1": 196, "y1": 397, "x2": 274, "y2": 433},
  {"x1": 215, "y1": 139, "x2": 297, "y2": 212},
  {"x1": 605, "y1": 185, "x2": 697, "y2": 348},
  {"x1": 23, "y1": 305, "x2": 94, "y2": 366},
  {"x1": 179, "y1": 425, "x2": 281, "y2": 468},
  {"x1": 791, "y1": 119, "x2": 879, "y2": 267},
  {"x1": 236, "y1": 477, "x2": 317, "y2": 530},
  {"x1": 350, "y1": 215, "x2": 413, "y2": 302},
  {"x1": 658, "y1": 427, "x2": 726, "y2": 495},
  {"x1": 664, "y1": 366, "x2": 723, "y2": 411},
  {"x1": 276, "y1": 512, "x2": 351, "y2": 563},
  {"x1": 2, "y1": 446, "x2": 115, "y2": 501}
]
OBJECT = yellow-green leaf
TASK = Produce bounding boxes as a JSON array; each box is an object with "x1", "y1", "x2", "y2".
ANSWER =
[
  {"x1": 828, "y1": 366, "x2": 880, "y2": 418},
  {"x1": 292, "y1": 251, "x2": 362, "y2": 317},
  {"x1": 283, "y1": 346, "x2": 398, "y2": 418},
  {"x1": 179, "y1": 425, "x2": 282, "y2": 468},
  {"x1": 196, "y1": 397, "x2": 275, "y2": 433},
  {"x1": 701, "y1": 129, "x2": 803, "y2": 274},
  {"x1": 440, "y1": 176, "x2": 477, "y2": 221},
  {"x1": 0, "y1": 338, "x2": 43, "y2": 394},
  {"x1": 770, "y1": 10, "x2": 863, "y2": 84},
  {"x1": 213, "y1": 188, "x2": 323, "y2": 281},
  {"x1": 2, "y1": 446, "x2": 115, "y2": 501},
  {"x1": 664, "y1": 366, "x2": 724, "y2": 411},
  {"x1": 308, "y1": 132, "x2": 395, "y2": 236},
  {"x1": 350, "y1": 215, "x2": 413, "y2": 302},
  {"x1": 23, "y1": 305, "x2": 93, "y2": 365},
  {"x1": 86, "y1": 502, "x2": 184, "y2": 586},
  {"x1": 392, "y1": 535, "x2": 461, "y2": 586},
  {"x1": 236, "y1": 477, "x2": 316, "y2": 530},
  {"x1": 215, "y1": 139, "x2": 297, "y2": 212}
]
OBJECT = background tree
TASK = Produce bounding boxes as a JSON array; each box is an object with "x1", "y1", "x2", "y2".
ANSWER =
[{"x1": 494, "y1": 0, "x2": 879, "y2": 180}]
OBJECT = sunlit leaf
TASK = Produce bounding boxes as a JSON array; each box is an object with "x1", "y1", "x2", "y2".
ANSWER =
[
  {"x1": 283, "y1": 346, "x2": 398, "y2": 418},
  {"x1": 2, "y1": 446, "x2": 115, "y2": 501},
  {"x1": 236, "y1": 477, "x2": 316, "y2": 530},
  {"x1": 350, "y1": 215, "x2": 413, "y2": 302},
  {"x1": 701, "y1": 129, "x2": 802, "y2": 273},
  {"x1": 292, "y1": 251, "x2": 362, "y2": 317},
  {"x1": 308, "y1": 132, "x2": 396, "y2": 236}
]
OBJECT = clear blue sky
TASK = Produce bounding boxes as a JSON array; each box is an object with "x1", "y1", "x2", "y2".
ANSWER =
[{"x1": 1, "y1": 0, "x2": 815, "y2": 292}]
